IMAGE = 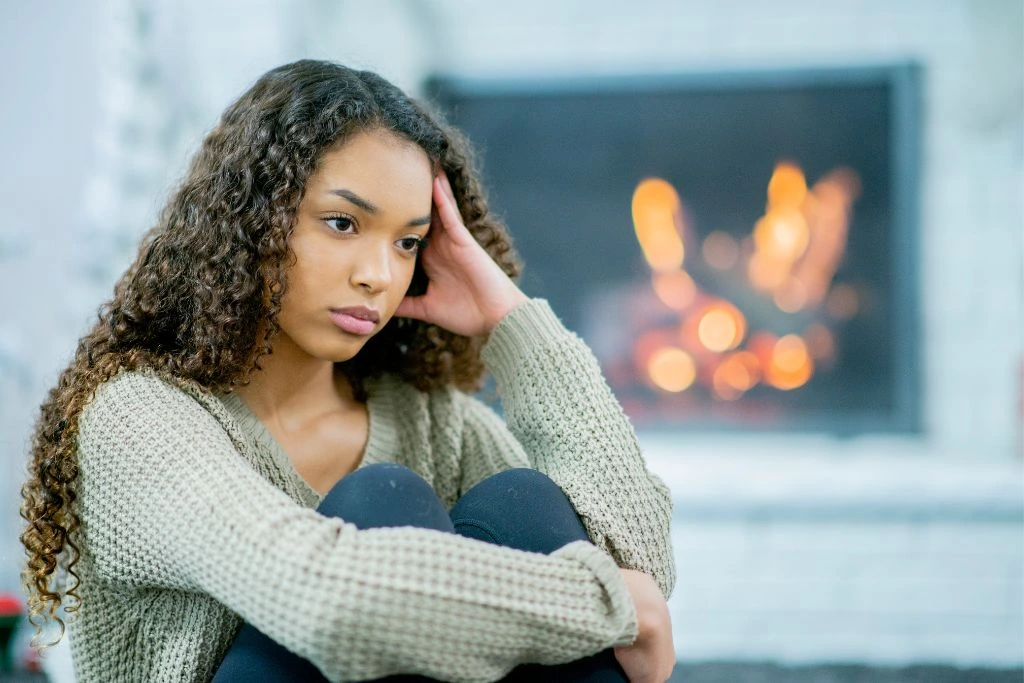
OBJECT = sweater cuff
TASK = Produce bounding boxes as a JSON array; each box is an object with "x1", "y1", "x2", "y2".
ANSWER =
[
  {"x1": 551, "y1": 540, "x2": 639, "y2": 647},
  {"x1": 481, "y1": 298, "x2": 570, "y2": 378}
]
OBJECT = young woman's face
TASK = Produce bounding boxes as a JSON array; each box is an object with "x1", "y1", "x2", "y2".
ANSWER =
[{"x1": 275, "y1": 128, "x2": 434, "y2": 363}]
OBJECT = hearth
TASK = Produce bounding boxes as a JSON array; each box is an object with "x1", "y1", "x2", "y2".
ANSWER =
[{"x1": 428, "y1": 64, "x2": 921, "y2": 433}]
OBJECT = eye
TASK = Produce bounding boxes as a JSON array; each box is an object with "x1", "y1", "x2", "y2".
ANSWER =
[
  {"x1": 396, "y1": 236, "x2": 426, "y2": 254},
  {"x1": 324, "y1": 214, "x2": 356, "y2": 234}
]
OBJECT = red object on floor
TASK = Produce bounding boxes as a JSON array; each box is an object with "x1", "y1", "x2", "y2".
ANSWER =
[{"x1": 0, "y1": 593, "x2": 22, "y2": 617}]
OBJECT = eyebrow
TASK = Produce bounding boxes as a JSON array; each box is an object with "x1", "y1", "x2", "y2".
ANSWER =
[{"x1": 328, "y1": 188, "x2": 432, "y2": 227}]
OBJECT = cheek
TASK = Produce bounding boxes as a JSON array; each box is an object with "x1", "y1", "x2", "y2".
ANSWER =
[{"x1": 385, "y1": 258, "x2": 418, "y2": 305}]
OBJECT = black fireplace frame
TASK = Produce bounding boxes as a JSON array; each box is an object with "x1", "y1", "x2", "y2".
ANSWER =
[{"x1": 426, "y1": 64, "x2": 922, "y2": 435}]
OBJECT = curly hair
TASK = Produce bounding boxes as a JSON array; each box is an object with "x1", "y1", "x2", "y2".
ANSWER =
[{"x1": 19, "y1": 59, "x2": 521, "y2": 649}]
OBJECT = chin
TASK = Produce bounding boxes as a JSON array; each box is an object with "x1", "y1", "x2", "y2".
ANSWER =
[
  {"x1": 330, "y1": 344, "x2": 368, "y2": 363},
  {"x1": 300, "y1": 337, "x2": 366, "y2": 364}
]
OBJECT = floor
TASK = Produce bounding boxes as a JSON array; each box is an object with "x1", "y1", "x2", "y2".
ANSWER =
[
  {"x1": 3, "y1": 662, "x2": 1023, "y2": 682},
  {"x1": 669, "y1": 662, "x2": 1024, "y2": 682}
]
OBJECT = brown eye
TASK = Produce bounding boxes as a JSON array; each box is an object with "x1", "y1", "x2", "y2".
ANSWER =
[
  {"x1": 325, "y1": 216, "x2": 356, "y2": 233},
  {"x1": 396, "y1": 237, "x2": 424, "y2": 254}
]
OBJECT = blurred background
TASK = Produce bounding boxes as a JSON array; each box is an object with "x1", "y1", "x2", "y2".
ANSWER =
[{"x1": 0, "y1": 1, "x2": 1021, "y2": 681}]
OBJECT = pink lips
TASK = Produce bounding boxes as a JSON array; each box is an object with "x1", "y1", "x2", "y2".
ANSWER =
[{"x1": 329, "y1": 306, "x2": 380, "y2": 336}]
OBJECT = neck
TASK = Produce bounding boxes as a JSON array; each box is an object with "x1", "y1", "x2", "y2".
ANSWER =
[{"x1": 234, "y1": 333, "x2": 354, "y2": 429}]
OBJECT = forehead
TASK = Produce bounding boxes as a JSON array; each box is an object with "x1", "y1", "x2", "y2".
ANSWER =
[{"x1": 307, "y1": 130, "x2": 434, "y2": 207}]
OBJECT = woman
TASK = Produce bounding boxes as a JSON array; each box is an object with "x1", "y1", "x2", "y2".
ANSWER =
[{"x1": 20, "y1": 60, "x2": 675, "y2": 682}]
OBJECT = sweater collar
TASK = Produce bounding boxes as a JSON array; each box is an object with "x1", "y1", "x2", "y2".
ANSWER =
[{"x1": 215, "y1": 374, "x2": 404, "y2": 506}]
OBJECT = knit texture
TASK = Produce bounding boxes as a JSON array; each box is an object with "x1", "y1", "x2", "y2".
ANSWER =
[{"x1": 68, "y1": 299, "x2": 675, "y2": 682}]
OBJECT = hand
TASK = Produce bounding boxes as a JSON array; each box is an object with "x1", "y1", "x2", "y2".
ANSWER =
[
  {"x1": 614, "y1": 568, "x2": 675, "y2": 683},
  {"x1": 394, "y1": 172, "x2": 528, "y2": 336}
]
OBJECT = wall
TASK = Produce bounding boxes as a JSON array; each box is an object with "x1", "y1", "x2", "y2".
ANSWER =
[{"x1": 0, "y1": 0, "x2": 1020, "y2": 672}]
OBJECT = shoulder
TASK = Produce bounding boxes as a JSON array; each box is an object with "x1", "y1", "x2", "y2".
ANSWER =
[
  {"x1": 79, "y1": 369, "x2": 226, "y2": 458},
  {"x1": 84, "y1": 369, "x2": 207, "y2": 422},
  {"x1": 85, "y1": 369, "x2": 187, "y2": 418}
]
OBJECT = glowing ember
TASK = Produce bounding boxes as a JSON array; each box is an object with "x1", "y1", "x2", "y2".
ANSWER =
[
  {"x1": 647, "y1": 347, "x2": 697, "y2": 393},
  {"x1": 695, "y1": 303, "x2": 747, "y2": 353},
  {"x1": 624, "y1": 160, "x2": 858, "y2": 405},
  {"x1": 632, "y1": 178, "x2": 685, "y2": 272},
  {"x1": 767, "y1": 162, "x2": 808, "y2": 209},
  {"x1": 712, "y1": 351, "x2": 762, "y2": 400},
  {"x1": 773, "y1": 277, "x2": 809, "y2": 313},
  {"x1": 652, "y1": 270, "x2": 697, "y2": 311},
  {"x1": 766, "y1": 335, "x2": 814, "y2": 390}
]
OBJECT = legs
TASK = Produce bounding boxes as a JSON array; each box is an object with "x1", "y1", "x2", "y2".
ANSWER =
[
  {"x1": 212, "y1": 464, "x2": 452, "y2": 683},
  {"x1": 449, "y1": 467, "x2": 590, "y2": 553},
  {"x1": 451, "y1": 469, "x2": 629, "y2": 683},
  {"x1": 213, "y1": 464, "x2": 628, "y2": 682}
]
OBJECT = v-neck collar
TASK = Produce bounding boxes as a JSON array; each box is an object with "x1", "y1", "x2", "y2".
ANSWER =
[{"x1": 216, "y1": 374, "x2": 403, "y2": 506}]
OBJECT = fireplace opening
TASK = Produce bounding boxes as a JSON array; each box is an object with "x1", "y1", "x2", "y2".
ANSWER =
[{"x1": 428, "y1": 65, "x2": 921, "y2": 434}]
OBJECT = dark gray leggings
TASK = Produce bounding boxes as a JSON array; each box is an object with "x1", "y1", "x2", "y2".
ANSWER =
[{"x1": 212, "y1": 463, "x2": 628, "y2": 682}]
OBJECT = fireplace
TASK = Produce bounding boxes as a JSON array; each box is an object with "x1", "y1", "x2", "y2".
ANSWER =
[{"x1": 427, "y1": 65, "x2": 921, "y2": 434}]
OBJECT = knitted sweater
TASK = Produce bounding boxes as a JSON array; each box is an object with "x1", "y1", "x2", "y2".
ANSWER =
[{"x1": 69, "y1": 299, "x2": 676, "y2": 682}]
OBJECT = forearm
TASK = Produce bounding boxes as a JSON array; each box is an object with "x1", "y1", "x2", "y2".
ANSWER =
[{"x1": 481, "y1": 299, "x2": 677, "y2": 598}]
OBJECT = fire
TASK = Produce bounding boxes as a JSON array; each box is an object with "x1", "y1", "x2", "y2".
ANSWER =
[
  {"x1": 712, "y1": 351, "x2": 762, "y2": 400},
  {"x1": 765, "y1": 335, "x2": 814, "y2": 390},
  {"x1": 647, "y1": 347, "x2": 697, "y2": 393},
  {"x1": 652, "y1": 270, "x2": 697, "y2": 311},
  {"x1": 693, "y1": 302, "x2": 747, "y2": 353},
  {"x1": 626, "y1": 161, "x2": 857, "y2": 404},
  {"x1": 754, "y1": 207, "x2": 810, "y2": 261},
  {"x1": 773, "y1": 277, "x2": 809, "y2": 313},
  {"x1": 747, "y1": 163, "x2": 860, "y2": 309},
  {"x1": 766, "y1": 161, "x2": 808, "y2": 209},
  {"x1": 632, "y1": 178, "x2": 685, "y2": 272}
]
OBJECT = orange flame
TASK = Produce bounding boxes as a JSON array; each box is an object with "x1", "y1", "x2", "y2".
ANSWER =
[
  {"x1": 765, "y1": 334, "x2": 814, "y2": 390},
  {"x1": 647, "y1": 347, "x2": 697, "y2": 393},
  {"x1": 632, "y1": 178, "x2": 685, "y2": 272}
]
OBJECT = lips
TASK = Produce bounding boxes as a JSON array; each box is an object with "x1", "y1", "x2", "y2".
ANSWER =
[{"x1": 328, "y1": 306, "x2": 380, "y2": 336}]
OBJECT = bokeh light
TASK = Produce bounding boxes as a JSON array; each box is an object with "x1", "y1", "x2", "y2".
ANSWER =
[
  {"x1": 632, "y1": 178, "x2": 685, "y2": 272},
  {"x1": 702, "y1": 230, "x2": 740, "y2": 270},
  {"x1": 694, "y1": 302, "x2": 747, "y2": 353},
  {"x1": 647, "y1": 347, "x2": 697, "y2": 393},
  {"x1": 652, "y1": 270, "x2": 697, "y2": 311},
  {"x1": 766, "y1": 334, "x2": 814, "y2": 390}
]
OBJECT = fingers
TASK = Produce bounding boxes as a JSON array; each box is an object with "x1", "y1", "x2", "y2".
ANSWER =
[
  {"x1": 438, "y1": 170, "x2": 457, "y2": 204},
  {"x1": 432, "y1": 173, "x2": 476, "y2": 247},
  {"x1": 395, "y1": 295, "x2": 428, "y2": 321}
]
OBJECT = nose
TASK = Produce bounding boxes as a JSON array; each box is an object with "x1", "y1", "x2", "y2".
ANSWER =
[{"x1": 350, "y1": 239, "x2": 393, "y2": 294}]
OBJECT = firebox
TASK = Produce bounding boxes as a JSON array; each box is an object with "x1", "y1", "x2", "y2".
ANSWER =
[{"x1": 427, "y1": 64, "x2": 921, "y2": 434}]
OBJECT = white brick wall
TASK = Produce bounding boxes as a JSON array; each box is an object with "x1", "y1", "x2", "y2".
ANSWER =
[
  {"x1": 649, "y1": 451, "x2": 1023, "y2": 666},
  {"x1": 669, "y1": 517, "x2": 1023, "y2": 665},
  {"x1": 404, "y1": 0, "x2": 1023, "y2": 462},
  {"x1": 1, "y1": 0, "x2": 1021, "y2": 674}
]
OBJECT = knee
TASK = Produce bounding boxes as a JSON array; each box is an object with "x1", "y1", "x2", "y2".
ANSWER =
[
  {"x1": 451, "y1": 468, "x2": 590, "y2": 553},
  {"x1": 464, "y1": 467, "x2": 565, "y2": 503},
  {"x1": 324, "y1": 463, "x2": 433, "y2": 505},
  {"x1": 318, "y1": 463, "x2": 453, "y2": 533},
  {"x1": 334, "y1": 463, "x2": 428, "y2": 494}
]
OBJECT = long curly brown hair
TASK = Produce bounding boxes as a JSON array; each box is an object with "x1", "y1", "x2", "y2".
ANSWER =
[{"x1": 19, "y1": 59, "x2": 521, "y2": 649}]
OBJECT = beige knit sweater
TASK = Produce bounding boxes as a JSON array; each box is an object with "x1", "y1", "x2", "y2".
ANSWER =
[{"x1": 69, "y1": 299, "x2": 675, "y2": 682}]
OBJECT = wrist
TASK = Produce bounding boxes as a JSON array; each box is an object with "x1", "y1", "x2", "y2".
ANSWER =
[{"x1": 485, "y1": 289, "x2": 529, "y2": 331}]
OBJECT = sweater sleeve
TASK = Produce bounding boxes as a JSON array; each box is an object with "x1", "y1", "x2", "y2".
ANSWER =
[
  {"x1": 478, "y1": 299, "x2": 677, "y2": 599},
  {"x1": 76, "y1": 371, "x2": 638, "y2": 683}
]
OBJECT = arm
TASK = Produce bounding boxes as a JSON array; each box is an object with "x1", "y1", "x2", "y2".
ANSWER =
[
  {"x1": 397, "y1": 172, "x2": 675, "y2": 600},
  {"x1": 77, "y1": 371, "x2": 638, "y2": 682},
  {"x1": 456, "y1": 301, "x2": 676, "y2": 600}
]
